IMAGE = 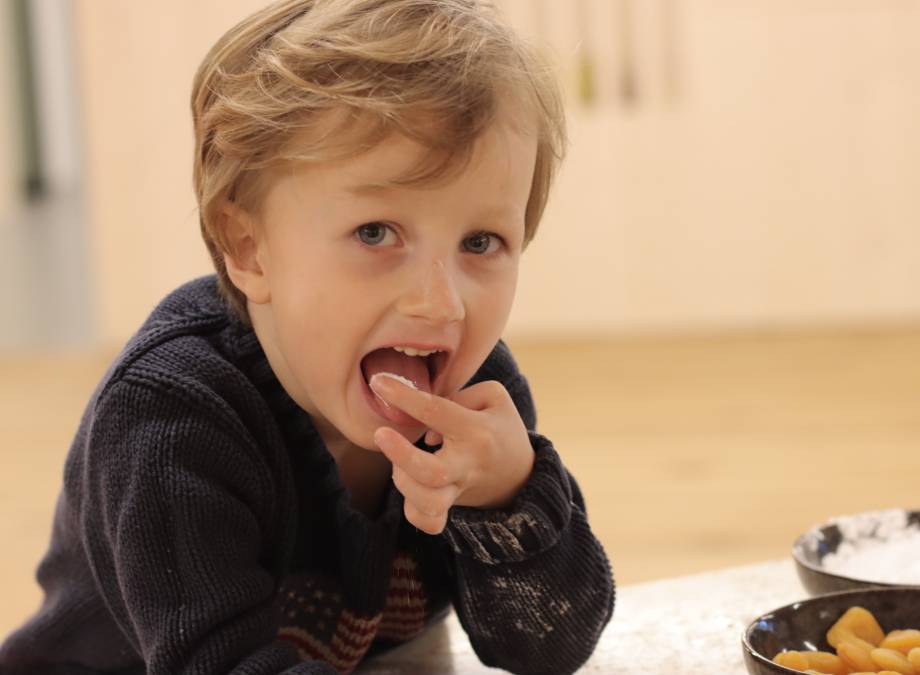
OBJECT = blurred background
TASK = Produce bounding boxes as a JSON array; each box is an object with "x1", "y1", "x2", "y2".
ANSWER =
[{"x1": 2, "y1": 0, "x2": 919, "y2": 638}]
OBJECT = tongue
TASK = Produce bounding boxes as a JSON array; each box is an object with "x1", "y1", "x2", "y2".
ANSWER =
[{"x1": 362, "y1": 348, "x2": 432, "y2": 395}]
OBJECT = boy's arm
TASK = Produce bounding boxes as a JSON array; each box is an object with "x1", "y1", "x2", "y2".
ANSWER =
[
  {"x1": 441, "y1": 372, "x2": 615, "y2": 675},
  {"x1": 81, "y1": 377, "x2": 336, "y2": 675}
]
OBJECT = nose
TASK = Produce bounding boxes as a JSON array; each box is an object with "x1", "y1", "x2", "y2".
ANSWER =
[{"x1": 397, "y1": 259, "x2": 465, "y2": 324}]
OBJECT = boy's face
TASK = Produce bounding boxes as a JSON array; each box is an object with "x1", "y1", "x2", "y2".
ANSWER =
[{"x1": 234, "y1": 111, "x2": 538, "y2": 454}]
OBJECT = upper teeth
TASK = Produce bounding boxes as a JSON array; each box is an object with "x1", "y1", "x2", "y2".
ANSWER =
[{"x1": 392, "y1": 346, "x2": 442, "y2": 357}]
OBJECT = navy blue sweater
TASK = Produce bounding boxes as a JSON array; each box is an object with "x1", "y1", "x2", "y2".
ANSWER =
[{"x1": 0, "y1": 276, "x2": 614, "y2": 674}]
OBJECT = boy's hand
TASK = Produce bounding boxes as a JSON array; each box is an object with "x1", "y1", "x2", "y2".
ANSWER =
[{"x1": 368, "y1": 373, "x2": 535, "y2": 535}]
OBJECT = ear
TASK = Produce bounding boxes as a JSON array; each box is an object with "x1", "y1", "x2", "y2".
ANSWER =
[{"x1": 220, "y1": 201, "x2": 271, "y2": 305}]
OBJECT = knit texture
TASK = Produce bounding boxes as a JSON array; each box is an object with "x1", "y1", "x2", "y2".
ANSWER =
[{"x1": 0, "y1": 276, "x2": 614, "y2": 675}]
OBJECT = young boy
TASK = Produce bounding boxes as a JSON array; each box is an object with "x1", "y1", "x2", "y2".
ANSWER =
[{"x1": 0, "y1": 1, "x2": 614, "y2": 673}]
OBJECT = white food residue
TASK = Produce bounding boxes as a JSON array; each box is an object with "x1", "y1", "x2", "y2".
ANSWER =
[
  {"x1": 820, "y1": 509, "x2": 920, "y2": 585},
  {"x1": 370, "y1": 373, "x2": 418, "y2": 408},
  {"x1": 373, "y1": 372, "x2": 418, "y2": 390}
]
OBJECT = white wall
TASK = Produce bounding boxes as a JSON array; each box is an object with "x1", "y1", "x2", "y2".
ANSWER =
[
  {"x1": 0, "y1": 1, "x2": 19, "y2": 217},
  {"x1": 72, "y1": 0, "x2": 920, "y2": 346},
  {"x1": 508, "y1": 0, "x2": 920, "y2": 337},
  {"x1": 29, "y1": 0, "x2": 83, "y2": 197},
  {"x1": 0, "y1": 0, "x2": 95, "y2": 350},
  {"x1": 74, "y1": 1, "x2": 241, "y2": 345}
]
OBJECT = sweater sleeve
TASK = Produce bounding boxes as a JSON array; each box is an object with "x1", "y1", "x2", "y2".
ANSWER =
[
  {"x1": 80, "y1": 376, "x2": 335, "y2": 675},
  {"x1": 442, "y1": 374, "x2": 615, "y2": 675}
]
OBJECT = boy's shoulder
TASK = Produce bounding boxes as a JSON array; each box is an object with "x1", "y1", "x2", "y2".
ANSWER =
[
  {"x1": 96, "y1": 275, "x2": 262, "y2": 416},
  {"x1": 132, "y1": 274, "x2": 237, "y2": 349}
]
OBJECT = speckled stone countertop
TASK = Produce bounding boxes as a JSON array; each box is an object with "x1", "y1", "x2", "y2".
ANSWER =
[{"x1": 357, "y1": 559, "x2": 807, "y2": 674}]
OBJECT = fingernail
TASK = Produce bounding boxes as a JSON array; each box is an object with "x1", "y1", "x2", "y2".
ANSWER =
[
  {"x1": 368, "y1": 374, "x2": 392, "y2": 407},
  {"x1": 370, "y1": 372, "x2": 417, "y2": 392}
]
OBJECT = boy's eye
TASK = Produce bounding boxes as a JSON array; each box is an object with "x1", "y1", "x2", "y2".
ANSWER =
[
  {"x1": 463, "y1": 232, "x2": 502, "y2": 256},
  {"x1": 355, "y1": 222, "x2": 397, "y2": 247},
  {"x1": 355, "y1": 223, "x2": 503, "y2": 256}
]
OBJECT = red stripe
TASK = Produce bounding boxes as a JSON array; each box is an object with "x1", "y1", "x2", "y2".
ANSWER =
[
  {"x1": 378, "y1": 624, "x2": 425, "y2": 638},
  {"x1": 385, "y1": 596, "x2": 425, "y2": 608},
  {"x1": 377, "y1": 624, "x2": 425, "y2": 641},
  {"x1": 330, "y1": 636, "x2": 363, "y2": 666},
  {"x1": 382, "y1": 605, "x2": 426, "y2": 618},
  {"x1": 329, "y1": 624, "x2": 377, "y2": 653},
  {"x1": 336, "y1": 617, "x2": 379, "y2": 636},
  {"x1": 329, "y1": 616, "x2": 382, "y2": 668},
  {"x1": 380, "y1": 616, "x2": 425, "y2": 630},
  {"x1": 339, "y1": 611, "x2": 381, "y2": 631},
  {"x1": 386, "y1": 588, "x2": 426, "y2": 600},
  {"x1": 380, "y1": 621, "x2": 424, "y2": 633}
]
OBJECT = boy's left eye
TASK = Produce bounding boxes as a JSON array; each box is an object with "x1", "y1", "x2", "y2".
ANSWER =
[
  {"x1": 462, "y1": 232, "x2": 502, "y2": 255},
  {"x1": 354, "y1": 223, "x2": 504, "y2": 256}
]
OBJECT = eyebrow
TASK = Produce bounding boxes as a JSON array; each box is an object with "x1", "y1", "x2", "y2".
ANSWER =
[
  {"x1": 345, "y1": 181, "x2": 523, "y2": 221},
  {"x1": 345, "y1": 181, "x2": 394, "y2": 196}
]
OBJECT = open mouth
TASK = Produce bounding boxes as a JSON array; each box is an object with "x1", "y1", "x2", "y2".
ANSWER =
[
  {"x1": 358, "y1": 347, "x2": 452, "y2": 426},
  {"x1": 359, "y1": 347, "x2": 450, "y2": 395},
  {"x1": 428, "y1": 351, "x2": 449, "y2": 391}
]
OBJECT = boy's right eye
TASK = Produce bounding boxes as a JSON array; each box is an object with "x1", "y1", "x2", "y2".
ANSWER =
[{"x1": 355, "y1": 222, "x2": 398, "y2": 248}]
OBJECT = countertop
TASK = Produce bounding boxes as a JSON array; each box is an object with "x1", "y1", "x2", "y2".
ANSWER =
[{"x1": 357, "y1": 558, "x2": 807, "y2": 674}]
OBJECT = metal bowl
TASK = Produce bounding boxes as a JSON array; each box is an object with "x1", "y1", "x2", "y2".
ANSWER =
[
  {"x1": 743, "y1": 587, "x2": 920, "y2": 675},
  {"x1": 792, "y1": 508, "x2": 920, "y2": 596}
]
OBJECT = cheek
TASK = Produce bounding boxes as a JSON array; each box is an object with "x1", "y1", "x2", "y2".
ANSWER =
[
  {"x1": 454, "y1": 270, "x2": 518, "y2": 381},
  {"x1": 472, "y1": 265, "x2": 518, "y2": 319},
  {"x1": 272, "y1": 267, "x2": 381, "y2": 369},
  {"x1": 272, "y1": 244, "x2": 363, "y2": 320}
]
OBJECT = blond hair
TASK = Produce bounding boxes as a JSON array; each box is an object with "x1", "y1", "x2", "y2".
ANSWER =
[{"x1": 192, "y1": 0, "x2": 567, "y2": 321}]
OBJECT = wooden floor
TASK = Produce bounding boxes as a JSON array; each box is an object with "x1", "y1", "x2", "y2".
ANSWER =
[{"x1": 2, "y1": 327, "x2": 920, "y2": 638}]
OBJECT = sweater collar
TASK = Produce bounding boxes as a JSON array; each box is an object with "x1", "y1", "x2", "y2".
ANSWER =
[{"x1": 234, "y1": 325, "x2": 404, "y2": 528}]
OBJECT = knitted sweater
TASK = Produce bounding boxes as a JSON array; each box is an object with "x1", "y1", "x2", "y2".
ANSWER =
[{"x1": 0, "y1": 276, "x2": 614, "y2": 675}]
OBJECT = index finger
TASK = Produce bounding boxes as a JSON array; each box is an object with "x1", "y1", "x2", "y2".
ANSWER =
[
  {"x1": 368, "y1": 373, "x2": 470, "y2": 440},
  {"x1": 373, "y1": 426, "x2": 455, "y2": 488}
]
